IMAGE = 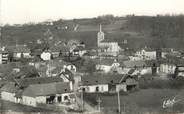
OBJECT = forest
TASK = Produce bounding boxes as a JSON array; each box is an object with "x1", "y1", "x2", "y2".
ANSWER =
[{"x1": 125, "y1": 15, "x2": 184, "y2": 39}]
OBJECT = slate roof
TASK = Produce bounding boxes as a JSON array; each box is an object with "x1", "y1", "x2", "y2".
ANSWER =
[
  {"x1": 6, "y1": 45, "x2": 30, "y2": 53},
  {"x1": 60, "y1": 69, "x2": 74, "y2": 82},
  {"x1": 83, "y1": 51, "x2": 98, "y2": 56},
  {"x1": 22, "y1": 82, "x2": 71, "y2": 97},
  {"x1": 1, "y1": 82, "x2": 18, "y2": 93},
  {"x1": 73, "y1": 46, "x2": 85, "y2": 51},
  {"x1": 47, "y1": 59, "x2": 72, "y2": 68},
  {"x1": 5, "y1": 65, "x2": 39, "y2": 80},
  {"x1": 94, "y1": 58, "x2": 118, "y2": 66},
  {"x1": 81, "y1": 74, "x2": 125, "y2": 86},
  {"x1": 31, "y1": 49, "x2": 43, "y2": 56},
  {"x1": 96, "y1": 59, "x2": 114, "y2": 66},
  {"x1": 122, "y1": 60, "x2": 147, "y2": 68},
  {"x1": 50, "y1": 44, "x2": 70, "y2": 52},
  {"x1": 15, "y1": 76, "x2": 64, "y2": 88},
  {"x1": 0, "y1": 50, "x2": 8, "y2": 53},
  {"x1": 101, "y1": 38, "x2": 117, "y2": 43}
]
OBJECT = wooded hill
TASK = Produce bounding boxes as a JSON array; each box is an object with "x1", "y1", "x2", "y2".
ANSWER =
[{"x1": 1, "y1": 14, "x2": 184, "y2": 49}]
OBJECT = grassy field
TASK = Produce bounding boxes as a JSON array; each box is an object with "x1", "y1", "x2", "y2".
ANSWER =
[
  {"x1": 83, "y1": 76, "x2": 184, "y2": 114},
  {"x1": 77, "y1": 20, "x2": 127, "y2": 32},
  {"x1": 0, "y1": 99, "x2": 60, "y2": 113},
  {"x1": 84, "y1": 89, "x2": 184, "y2": 114}
]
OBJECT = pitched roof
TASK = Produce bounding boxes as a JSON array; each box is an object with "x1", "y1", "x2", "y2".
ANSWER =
[
  {"x1": 95, "y1": 59, "x2": 118, "y2": 66},
  {"x1": 15, "y1": 76, "x2": 64, "y2": 88},
  {"x1": 6, "y1": 45, "x2": 30, "y2": 53},
  {"x1": 1, "y1": 82, "x2": 18, "y2": 93},
  {"x1": 60, "y1": 69, "x2": 74, "y2": 81},
  {"x1": 5, "y1": 65, "x2": 40, "y2": 80},
  {"x1": 101, "y1": 38, "x2": 117, "y2": 43},
  {"x1": 17, "y1": 66, "x2": 39, "y2": 78},
  {"x1": 83, "y1": 51, "x2": 98, "y2": 56},
  {"x1": 0, "y1": 50, "x2": 8, "y2": 53},
  {"x1": 81, "y1": 74, "x2": 125, "y2": 86},
  {"x1": 73, "y1": 46, "x2": 85, "y2": 51},
  {"x1": 22, "y1": 82, "x2": 71, "y2": 97},
  {"x1": 123, "y1": 60, "x2": 147, "y2": 68},
  {"x1": 47, "y1": 59, "x2": 72, "y2": 68},
  {"x1": 50, "y1": 44, "x2": 70, "y2": 52},
  {"x1": 31, "y1": 49, "x2": 43, "y2": 56}
]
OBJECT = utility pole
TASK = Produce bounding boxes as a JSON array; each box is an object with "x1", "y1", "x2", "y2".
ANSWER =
[
  {"x1": 97, "y1": 96, "x2": 102, "y2": 111},
  {"x1": 117, "y1": 90, "x2": 121, "y2": 114},
  {"x1": 81, "y1": 88, "x2": 84, "y2": 112},
  {"x1": 0, "y1": 0, "x2": 2, "y2": 47},
  {"x1": 0, "y1": 0, "x2": 3, "y2": 113}
]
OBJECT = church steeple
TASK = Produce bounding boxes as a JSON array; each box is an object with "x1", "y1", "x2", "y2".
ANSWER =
[
  {"x1": 100, "y1": 24, "x2": 102, "y2": 32},
  {"x1": 97, "y1": 24, "x2": 105, "y2": 47}
]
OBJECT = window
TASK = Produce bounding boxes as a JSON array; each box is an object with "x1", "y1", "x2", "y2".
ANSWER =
[
  {"x1": 57, "y1": 96, "x2": 62, "y2": 103},
  {"x1": 111, "y1": 80, "x2": 114, "y2": 83},
  {"x1": 96, "y1": 86, "x2": 99, "y2": 92},
  {"x1": 64, "y1": 96, "x2": 68, "y2": 100},
  {"x1": 64, "y1": 89, "x2": 67, "y2": 92},
  {"x1": 82, "y1": 88, "x2": 86, "y2": 92}
]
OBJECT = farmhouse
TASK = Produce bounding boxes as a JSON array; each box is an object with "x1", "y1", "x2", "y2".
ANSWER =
[
  {"x1": 21, "y1": 82, "x2": 75, "y2": 107},
  {"x1": 6, "y1": 45, "x2": 31, "y2": 59},
  {"x1": 96, "y1": 59, "x2": 120, "y2": 73},
  {"x1": 1, "y1": 82, "x2": 18, "y2": 102},
  {"x1": 15, "y1": 76, "x2": 65, "y2": 88},
  {"x1": 83, "y1": 50, "x2": 98, "y2": 59},
  {"x1": 0, "y1": 49, "x2": 9, "y2": 64},
  {"x1": 49, "y1": 46, "x2": 61, "y2": 58},
  {"x1": 121, "y1": 60, "x2": 153, "y2": 75},
  {"x1": 160, "y1": 63, "x2": 176, "y2": 74},
  {"x1": 80, "y1": 74, "x2": 138, "y2": 93},
  {"x1": 47, "y1": 59, "x2": 77, "y2": 74},
  {"x1": 175, "y1": 65, "x2": 184, "y2": 77},
  {"x1": 135, "y1": 49, "x2": 156, "y2": 60},
  {"x1": 0, "y1": 77, "x2": 75, "y2": 107},
  {"x1": 72, "y1": 46, "x2": 87, "y2": 57}
]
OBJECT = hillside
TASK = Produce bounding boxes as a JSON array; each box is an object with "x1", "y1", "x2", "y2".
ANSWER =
[{"x1": 2, "y1": 15, "x2": 184, "y2": 49}]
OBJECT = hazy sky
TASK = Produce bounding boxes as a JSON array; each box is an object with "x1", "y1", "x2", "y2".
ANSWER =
[{"x1": 1, "y1": 0, "x2": 184, "y2": 24}]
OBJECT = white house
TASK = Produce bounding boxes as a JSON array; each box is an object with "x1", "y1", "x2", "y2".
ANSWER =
[
  {"x1": 0, "y1": 81, "x2": 75, "y2": 107},
  {"x1": 121, "y1": 60, "x2": 153, "y2": 75},
  {"x1": 96, "y1": 59, "x2": 120, "y2": 73},
  {"x1": 21, "y1": 82, "x2": 75, "y2": 107},
  {"x1": 41, "y1": 51, "x2": 52, "y2": 61},
  {"x1": 175, "y1": 66, "x2": 184, "y2": 77},
  {"x1": 0, "y1": 50, "x2": 9, "y2": 64},
  {"x1": 1, "y1": 82, "x2": 17, "y2": 103},
  {"x1": 160, "y1": 63, "x2": 176, "y2": 74},
  {"x1": 80, "y1": 74, "x2": 138, "y2": 93},
  {"x1": 129, "y1": 56, "x2": 143, "y2": 61},
  {"x1": 47, "y1": 59, "x2": 77, "y2": 76},
  {"x1": 135, "y1": 49, "x2": 157, "y2": 60},
  {"x1": 6, "y1": 45, "x2": 31, "y2": 59}
]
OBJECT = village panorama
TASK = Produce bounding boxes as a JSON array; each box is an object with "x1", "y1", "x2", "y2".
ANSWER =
[{"x1": 1, "y1": 13, "x2": 184, "y2": 114}]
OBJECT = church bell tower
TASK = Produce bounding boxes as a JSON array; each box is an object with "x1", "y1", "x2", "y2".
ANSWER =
[{"x1": 97, "y1": 24, "x2": 104, "y2": 47}]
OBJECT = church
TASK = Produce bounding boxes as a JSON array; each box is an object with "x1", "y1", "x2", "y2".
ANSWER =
[{"x1": 97, "y1": 24, "x2": 120, "y2": 56}]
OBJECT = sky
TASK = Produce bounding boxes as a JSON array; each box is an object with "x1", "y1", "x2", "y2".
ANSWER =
[{"x1": 1, "y1": 0, "x2": 184, "y2": 25}]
